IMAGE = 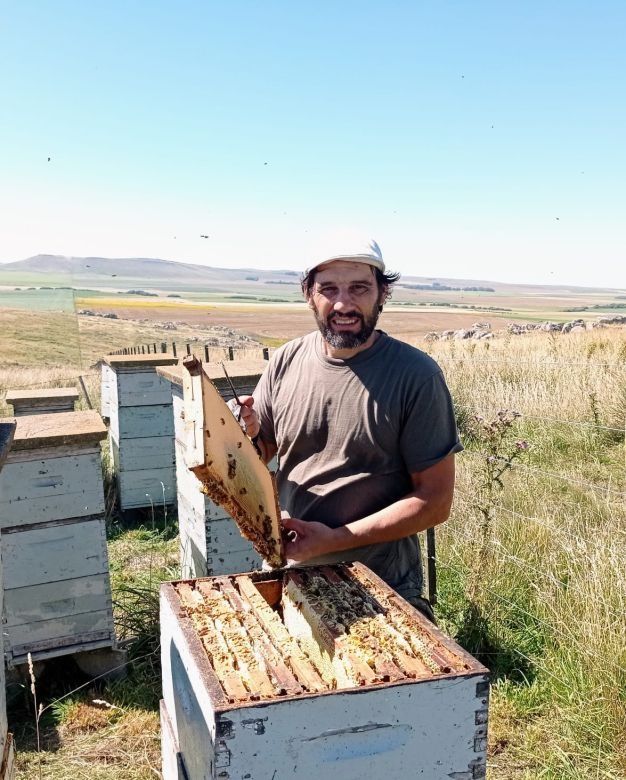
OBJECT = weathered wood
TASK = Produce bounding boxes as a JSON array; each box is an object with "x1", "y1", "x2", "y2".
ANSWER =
[
  {"x1": 161, "y1": 569, "x2": 491, "y2": 780},
  {"x1": 236, "y1": 576, "x2": 327, "y2": 693},
  {"x1": 4, "y1": 573, "x2": 111, "y2": 625},
  {"x1": 0, "y1": 452, "x2": 105, "y2": 528},
  {"x1": 115, "y1": 466, "x2": 176, "y2": 509},
  {"x1": 5, "y1": 387, "x2": 79, "y2": 416},
  {"x1": 110, "y1": 370, "x2": 174, "y2": 407},
  {"x1": 182, "y1": 359, "x2": 284, "y2": 567},
  {"x1": 7, "y1": 613, "x2": 113, "y2": 659},
  {"x1": 156, "y1": 359, "x2": 267, "y2": 391},
  {"x1": 1, "y1": 518, "x2": 109, "y2": 588},
  {"x1": 0, "y1": 422, "x2": 16, "y2": 470},
  {"x1": 109, "y1": 404, "x2": 174, "y2": 440},
  {"x1": 111, "y1": 435, "x2": 175, "y2": 471},
  {"x1": 9, "y1": 410, "x2": 106, "y2": 451},
  {"x1": 103, "y1": 353, "x2": 177, "y2": 368}
]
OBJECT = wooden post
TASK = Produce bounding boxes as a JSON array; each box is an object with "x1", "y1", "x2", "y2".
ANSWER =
[
  {"x1": 204, "y1": 345, "x2": 210, "y2": 363},
  {"x1": 186, "y1": 343, "x2": 192, "y2": 356},
  {"x1": 228, "y1": 346, "x2": 234, "y2": 360},
  {"x1": 161, "y1": 342, "x2": 167, "y2": 353},
  {"x1": 426, "y1": 527, "x2": 437, "y2": 606},
  {"x1": 172, "y1": 342, "x2": 177, "y2": 357},
  {"x1": 78, "y1": 375, "x2": 93, "y2": 410},
  {"x1": 263, "y1": 347, "x2": 269, "y2": 360}
]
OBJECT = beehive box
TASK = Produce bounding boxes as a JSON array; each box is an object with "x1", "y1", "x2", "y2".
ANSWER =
[
  {"x1": 0, "y1": 421, "x2": 17, "y2": 779},
  {"x1": 5, "y1": 387, "x2": 79, "y2": 416},
  {"x1": 103, "y1": 354, "x2": 178, "y2": 510},
  {"x1": 160, "y1": 564, "x2": 489, "y2": 780},
  {"x1": 156, "y1": 360, "x2": 270, "y2": 578},
  {"x1": 0, "y1": 411, "x2": 116, "y2": 665}
]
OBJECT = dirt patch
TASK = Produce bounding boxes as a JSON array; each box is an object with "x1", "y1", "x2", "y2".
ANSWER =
[{"x1": 79, "y1": 302, "x2": 509, "y2": 344}]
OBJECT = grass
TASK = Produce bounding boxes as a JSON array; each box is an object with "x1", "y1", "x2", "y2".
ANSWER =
[
  {"x1": 425, "y1": 329, "x2": 626, "y2": 779},
  {"x1": 1, "y1": 304, "x2": 625, "y2": 778}
]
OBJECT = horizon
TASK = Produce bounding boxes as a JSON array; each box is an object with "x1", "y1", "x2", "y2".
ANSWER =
[
  {"x1": 1, "y1": 3, "x2": 625, "y2": 288},
  {"x1": 1, "y1": 252, "x2": 624, "y2": 293}
]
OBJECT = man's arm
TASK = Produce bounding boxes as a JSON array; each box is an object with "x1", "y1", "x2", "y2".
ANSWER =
[{"x1": 282, "y1": 454, "x2": 456, "y2": 563}]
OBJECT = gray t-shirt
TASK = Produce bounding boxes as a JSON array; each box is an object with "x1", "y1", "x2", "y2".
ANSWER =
[{"x1": 253, "y1": 330, "x2": 462, "y2": 602}]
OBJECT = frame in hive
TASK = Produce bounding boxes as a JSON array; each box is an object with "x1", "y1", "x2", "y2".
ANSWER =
[{"x1": 181, "y1": 356, "x2": 284, "y2": 568}]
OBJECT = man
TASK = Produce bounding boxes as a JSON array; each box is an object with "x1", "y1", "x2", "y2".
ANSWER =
[{"x1": 239, "y1": 239, "x2": 462, "y2": 617}]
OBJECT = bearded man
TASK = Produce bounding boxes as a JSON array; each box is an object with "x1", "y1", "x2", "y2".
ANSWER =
[{"x1": 239, "y1": 239, "x2": 462, "y2": 618}]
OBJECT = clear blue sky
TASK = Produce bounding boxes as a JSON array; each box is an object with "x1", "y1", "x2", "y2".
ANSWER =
[{"x1": 1, "y1": 1, "x2": 625, "y2": 287}]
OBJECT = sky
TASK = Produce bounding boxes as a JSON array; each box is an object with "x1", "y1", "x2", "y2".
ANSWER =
[{"x1": 1, "y1": 1, "x2": 625, "y2": 288}]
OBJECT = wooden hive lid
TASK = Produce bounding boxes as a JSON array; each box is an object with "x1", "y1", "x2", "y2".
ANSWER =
[
  {"x1": 5, "y1": 387, "x2": 79, "y2": 403},
  {"x1": 182, "y1": 356, "x2": 285, "y2": 568},
  {"x1": 0, "y1": 421, "x2": 16, "y2": 468},
  {"x1": 103, "y1": 353, "x2": 178, "y2": 368},
  {"x1": 10, "y1": 410, "x2": 107, "y2": 450},
  {"x1": 157, "y1": 359, "x2": 268, "y2": 389}
]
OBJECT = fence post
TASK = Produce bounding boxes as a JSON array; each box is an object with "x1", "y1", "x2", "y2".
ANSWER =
[
  {"x1": 228, "y1": 346, "x2": 234, "y2": 360},
  {"x1": 262, "y1": 347, "x2": 269, "y2": 360},
  {"x1": 186, "y1": 343, "x2": 191, "y2": 356},
  {"x1": 204, "y1": 345, "x2": 210, "y2": 363},
  {"x1": 426, "y1": 527, "x2": 437, "y2": 606},
  {"x1": 161, "y1": 342, "x2": 167, "y2": 353},
  {"x1": 172, "y1": 342, "x2": 177, "y2": 357}
]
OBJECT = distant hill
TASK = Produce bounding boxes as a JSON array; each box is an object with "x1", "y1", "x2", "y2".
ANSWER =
[
  {"x1": 0, "y1": 254, "x2": 300, "y2": 285},
  {"x1": 0, "y1": 254, "x2": 623, "y2": 296}
]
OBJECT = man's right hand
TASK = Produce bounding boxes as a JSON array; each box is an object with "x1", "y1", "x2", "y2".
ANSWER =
[{"x1": 232, "y1": 395, "x2": 260, "y2": 439}]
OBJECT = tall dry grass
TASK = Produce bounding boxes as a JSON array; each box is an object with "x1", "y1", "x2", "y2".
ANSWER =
[{"x1": 423, "y1": 328, "x2": 626, "y2": 779}]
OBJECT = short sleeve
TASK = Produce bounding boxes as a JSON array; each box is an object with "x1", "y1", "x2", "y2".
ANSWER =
[{"x1": 399, "y1": 370, "x2": 463, "y2": 473}]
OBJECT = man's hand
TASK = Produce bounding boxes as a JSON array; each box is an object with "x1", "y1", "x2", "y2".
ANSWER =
[
  {"x1": 230, "y1": 395, "x2": 260, "y2": 439},
  {"x1": 282, "y1": 516, "x2": 338, "y2": 563}
]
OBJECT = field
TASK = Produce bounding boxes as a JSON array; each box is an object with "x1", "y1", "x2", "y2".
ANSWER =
[{"x1": 0, "y1": 280, "x2": 625, "y2": 779}]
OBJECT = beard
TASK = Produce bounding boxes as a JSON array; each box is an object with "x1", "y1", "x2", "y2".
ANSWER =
[{"x1": 312, "y1": 305, "x2": 380, "y2": 350}]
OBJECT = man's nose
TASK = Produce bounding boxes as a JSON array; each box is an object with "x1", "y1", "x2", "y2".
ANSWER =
[{"x1": 332, "y1": 287, "x2": 356, "y2": 308}]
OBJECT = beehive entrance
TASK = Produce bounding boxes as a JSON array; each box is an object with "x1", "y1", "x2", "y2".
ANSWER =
[{"x1": 175, "y1": 565, "x2": 470, "y2": 704}]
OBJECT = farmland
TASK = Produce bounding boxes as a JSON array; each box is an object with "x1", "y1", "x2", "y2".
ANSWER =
[{"x1": 0, "y1": 264, "x2": 625, "y2": 779}]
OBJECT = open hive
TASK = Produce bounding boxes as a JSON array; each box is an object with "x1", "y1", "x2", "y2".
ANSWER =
[{"x1": 160, "y1": 563, "x2": 489, "y2": 780}]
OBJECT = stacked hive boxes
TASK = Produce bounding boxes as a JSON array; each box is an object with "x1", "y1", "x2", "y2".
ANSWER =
[
  {"x1": 156, "y1": 360, "x2": 268, "y2": 578},
  {"x1": 0, "y1": 422, "x2": 16, "y2": 779},
  {"x1": 5, "y1": 387, "x2": 78, "y2": 416},
  {"x1": 104, "y1": 354, "x2": 178, "y2": 511},
  {"x1": 0, "y1": 411, "x2": 116, "y2": 665},
  {"x1": 160, "y1": 565, "x2": 490, "y2": 780}
]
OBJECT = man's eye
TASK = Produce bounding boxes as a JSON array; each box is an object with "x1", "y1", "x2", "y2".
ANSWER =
[{"x1": 351, "y1": 285, "x2": 369, "y2": 295}]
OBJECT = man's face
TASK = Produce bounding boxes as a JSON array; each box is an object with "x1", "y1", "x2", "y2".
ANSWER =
[{"x1": 307, "y1": 260, "x2": 385, "y2": 350}]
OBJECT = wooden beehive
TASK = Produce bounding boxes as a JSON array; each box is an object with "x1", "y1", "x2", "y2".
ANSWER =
[
  {"x1": 160, "y1": 564, "x2": 489, "y2": 780},
  {"x1": 0, "y1": 422, "x2": 16, "y2": 779},
  {"x1": 156, "y1": 360, "x2": 270, "y2": 578},
  {"x1": 0, "y1": 411, "x2": 116, "y2": 665},
  {"x1": 5, "y1": 387, "x2": 79, "y2": 416},
  {"x1": 103, "y1": 354, "x2": 178, "y2": 510}
]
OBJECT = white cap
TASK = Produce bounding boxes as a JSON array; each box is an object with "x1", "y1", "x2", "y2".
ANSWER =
[{"x1": 305, "y1": 237, "x2": 385, "y2": 275}]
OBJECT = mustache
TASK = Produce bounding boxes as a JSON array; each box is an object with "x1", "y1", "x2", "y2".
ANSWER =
[{"x1": 327, "y1": 311, "x2": 364, "y2": 323}]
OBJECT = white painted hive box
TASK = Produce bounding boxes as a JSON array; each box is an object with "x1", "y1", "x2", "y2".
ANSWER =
[
  {"x1": 160, "y1": 564, "x2": 489, "y2": 780},
  {"x1": 0, "y1": 421, "x2": 17, "y2": 779},
  {"x1": 103, "y1": 354, "x2": 178, "y2": 510},
  {"x1": 156, "y1": 360, "x2": 269, "y2": 578},
  {"x1": 0, "y1": 410, "x2": 116, "y2": 665}
]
